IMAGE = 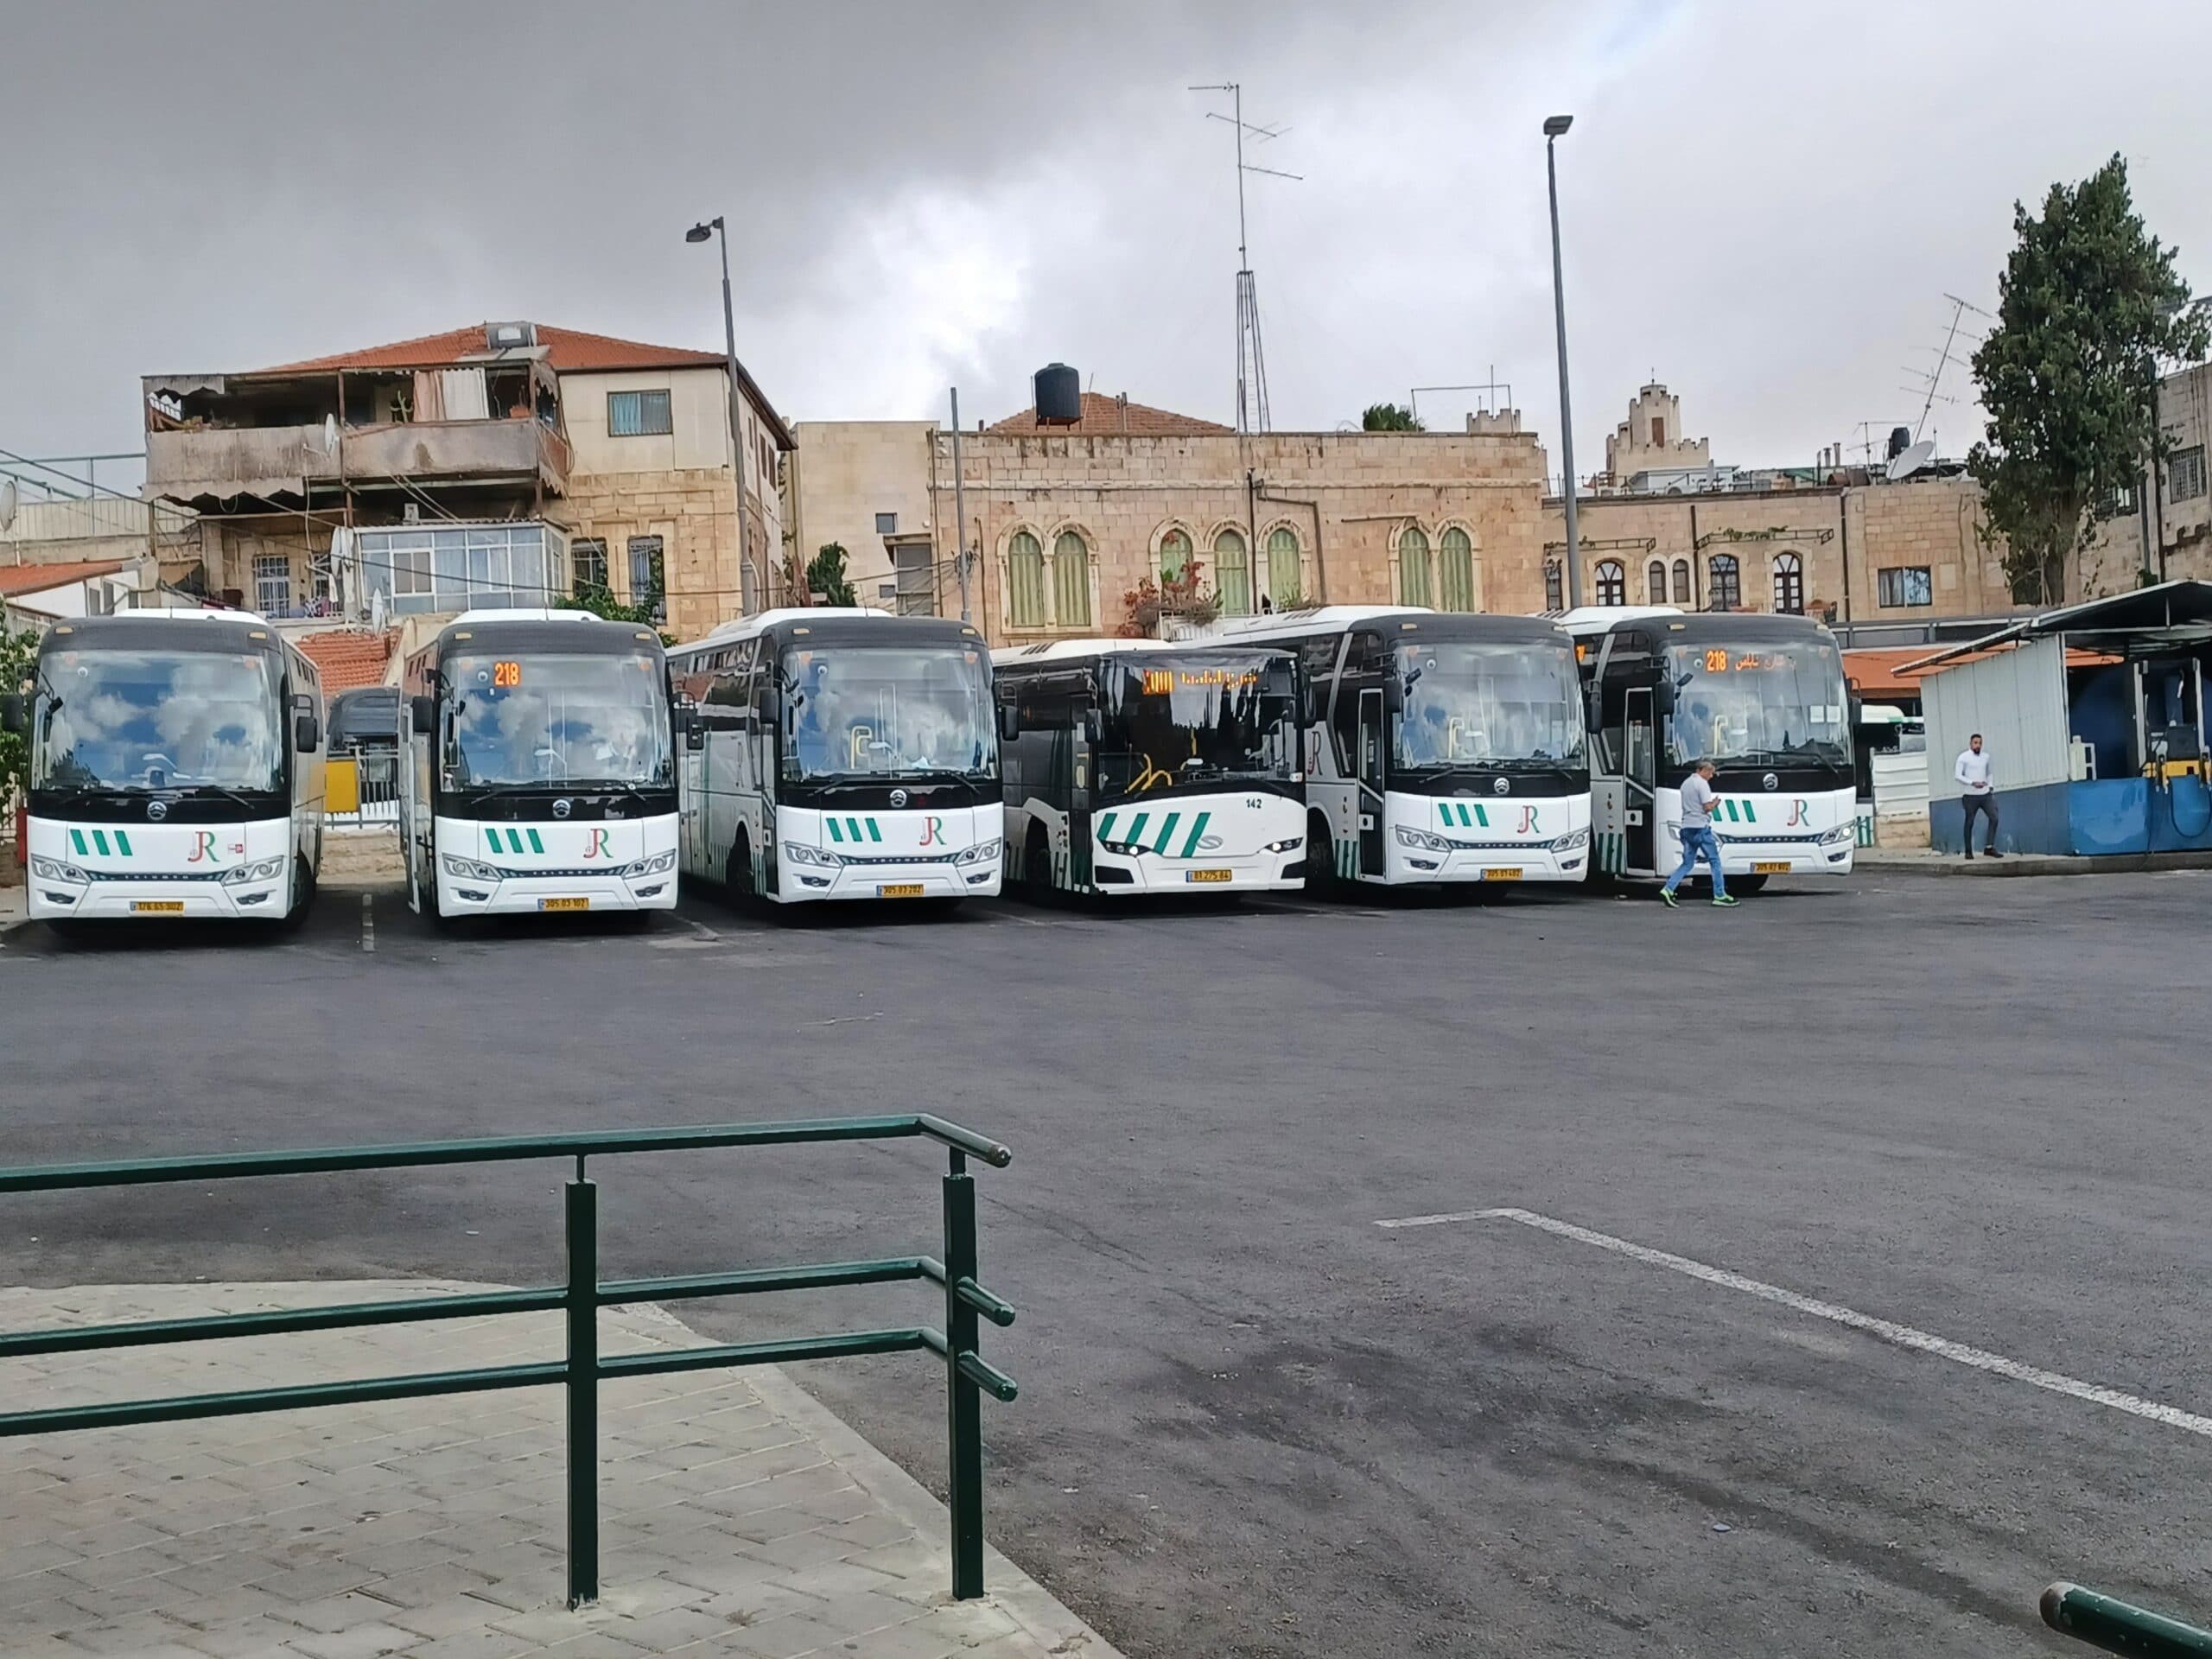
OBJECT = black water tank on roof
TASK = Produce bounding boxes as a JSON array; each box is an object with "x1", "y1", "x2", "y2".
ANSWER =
[
  {"x1": 1034, "y1": 363, "x2": 1081, "y2": 426},
  {"x1": 1888, "y1": 425, "x2": 1913, "y2": 460}
]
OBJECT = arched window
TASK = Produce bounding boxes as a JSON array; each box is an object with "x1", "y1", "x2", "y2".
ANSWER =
[
  {"x1": 1158, "y1": 528, "x2": 1192, "y2": 581},
  {"x1": 1053, "y1": 529, "x2": 1091, "y2": 627},
  {"x1": 1646, "y1": 560, "x2": 1667, "y2": 605},
  {"x1": 1772, "y1": 550, "x2": 1804, "y2": 615},
  {"x1": 1438, "y1": 526, "x2": 1477, "y2": 611},
  {"x1": 1707, "y1": 552, "x2": 1740, "y2": 612},
  {"x1": 1398, "y1": 525, "x2": 1433, "y2": 606},
  {"x1": 1214, "y1": 528, "x2": 1251, "y2": 615},
  {"x1": 1595, "y1": 560, "x2": 1626, "y2": 607},
  {"x1": 1007, "y1": 530, "x2": 1046, "y2": 627},
  {"x1": 1671, "y1": 559, "x2": 1692, "y2": 605},
  {"x1": 1543, "y1": 560, "x2": 1564, "y2": 612},
  {"x1": 1267, "y1": 525, "x2": 1302, "y2": 608}
]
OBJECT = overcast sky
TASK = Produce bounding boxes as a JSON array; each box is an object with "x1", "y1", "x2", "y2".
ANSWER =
[{"x1": 5, "y1": 0, "x2": 2209, "y2": 486}]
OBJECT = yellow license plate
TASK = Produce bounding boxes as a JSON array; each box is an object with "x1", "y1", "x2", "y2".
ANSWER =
[
  {"x1": 1482, "y1": 868, "x2": 1524, "y2": 881},
  {"x1": 1185, "y1": 869, "x2": 1233, "y2": 884},
  {"x1": 539, "y1": 897, "x2": 590, "y2": 912},
  {"x1": 132, "y1": 900, "x2": 186, "y2": 913},
  {"x1": 878, "y1": 883, "x2": 925, "y2": 899},
  {"x1": 1752, "y1": 861, "x2": 1791, "y2": 874}
]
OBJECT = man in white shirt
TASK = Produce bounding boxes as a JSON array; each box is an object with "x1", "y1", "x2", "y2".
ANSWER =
[
  {"x1": 1661, "y1": 759, "x2": 1738, "y2": 907},
  {"x1": 1955, "y1": 733, "x2": 2001, "y2": 859}
]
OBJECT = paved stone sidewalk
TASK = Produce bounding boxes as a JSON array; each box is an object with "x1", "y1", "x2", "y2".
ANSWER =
[{"x1": 0, "y1": 1282, "x2": 1121, "y2": 1659}]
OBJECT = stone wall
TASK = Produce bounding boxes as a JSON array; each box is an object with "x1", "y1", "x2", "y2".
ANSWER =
[
  {"x1": 788, "y1": 421, "x2": 939, "y2": 607},
  {"x1": 561, "y1": 467, "x2": 741, "y2": 643}
]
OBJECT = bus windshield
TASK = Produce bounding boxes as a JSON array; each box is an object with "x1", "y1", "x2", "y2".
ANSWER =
[
  {"x1": 1666, "y1": 640, "x2": 1849, "y2": 767},
  {"x1": 1395, "y1": 641, "x2": 1586, "y2": 772},
  {"x1": 782, "y1": 645, "x2": 995, "y2": 781},
  {"x1": 1098, "y1": 654, "x2": 1299, "y2": 795},
  {"x1": 32, "y1": 648, "x2": 282, "y2": 794},
  {"x1": 442, "y1": 652, "x2": 672, "y2": 789}
]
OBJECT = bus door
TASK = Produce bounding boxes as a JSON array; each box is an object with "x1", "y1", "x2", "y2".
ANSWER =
[
  {"x1": 1064, "y1": 722, "x2": 1093, "y2": 890},
  {"x1": 1624, "y1": 687, "x2": 1656, "y2": 874},
  {"x1": 1357, "y1": 687, "x2": 1387, "y2": 877}
]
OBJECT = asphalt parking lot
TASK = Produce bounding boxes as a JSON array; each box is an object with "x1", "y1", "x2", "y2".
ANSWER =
[{"x1": 3, "y1": 867, "x2": 2210, "y2": 1657}]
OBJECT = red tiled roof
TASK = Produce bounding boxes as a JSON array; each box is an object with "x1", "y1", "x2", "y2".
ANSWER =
[
  {"x1": 0, "y1": 558, "x2": 125, "y2": 598},
  {"x1": 297, "y1": 628, "x2": 397, "y2": 693},
  {"x1": 1843, "y1": 646, "x2": 1937, "y2": 699},
  {"x1": 259, "y1": 324, "x2": 728, "y2": 376},
  {"x1": 987, "y1": 391, "x2": 1231, "y2": 436}
]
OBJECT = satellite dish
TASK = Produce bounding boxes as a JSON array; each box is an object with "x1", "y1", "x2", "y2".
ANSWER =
[
  {"x1": 1886, "y1": 439, "x2": 1936, "y2": 482},
  {"x1": 0, "y1": 478, "x2": 16, "y2": 531},
  {"x1": 321, "y1": 414, "x2": 340, "y2": 455}
]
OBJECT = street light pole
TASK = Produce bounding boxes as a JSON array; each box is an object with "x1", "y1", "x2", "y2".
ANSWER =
[
  {"x1": 689, "y1": 216, "x2": 755, "y2": 612},
  {"x1": 1544, "y1": 115, "x2": 1582, "y2": 611}
]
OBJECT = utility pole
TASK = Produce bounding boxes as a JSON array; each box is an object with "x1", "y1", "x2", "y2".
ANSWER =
[
  {"x1": 1544, "y1": 114, "x2": 1583, "y2": 609},
  {"x1": 1191, "y1": 83, "x2": 1299, "y2": 434},
  {"x1": 949, "y1": 388, "x2": 971, "y2": 622},
  {"x1": 687, "y1": 216, "x2": 755, "y2": 612}
]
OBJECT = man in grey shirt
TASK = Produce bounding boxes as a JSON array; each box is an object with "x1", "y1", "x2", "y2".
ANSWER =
[{"x1": 1662, "y1": 759, "x2": 1738, "y2": 908}]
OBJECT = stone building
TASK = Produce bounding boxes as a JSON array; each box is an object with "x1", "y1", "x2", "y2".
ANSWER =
[
  {"x1": 142, "y1": 321, "x2": 791, "y2": 641},
  {"x1": 2078, "y1": 359, "x2": 2212, "y2": 594},
  {"x1": 1600, "y1": 381, "x2": 1712, "y2": 489}
]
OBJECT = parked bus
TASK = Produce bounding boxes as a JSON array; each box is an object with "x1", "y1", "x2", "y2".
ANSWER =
[
  {"x1": 667, "y1": 609, "x2": 1001, "y2": 906},
  {"x1": 1213, "y1": 607, "x2": 1590, "y2": 888},
  {"x1": 399, "y1": 609, "x2": 678, "y2": 919},
  {"x1": 1562, "y1": 607, "x2": 1857, "y2": 891},
  {"x1": 994, "y1": 639, "x2": 1305, "y2": 896},
  {"x1": 5, "y1": 610, "x2": 326, "y2": 928}
]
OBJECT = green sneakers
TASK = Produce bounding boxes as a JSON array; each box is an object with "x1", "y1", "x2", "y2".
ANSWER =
[
  {"x1": 1712, "y1": 893, "x2": 1739, "y2": 906},
  {"x1": 1660, "y1": 888, "x2": 1679, "y2": 907}
]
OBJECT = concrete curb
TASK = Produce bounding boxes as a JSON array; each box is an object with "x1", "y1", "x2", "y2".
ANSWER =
[{"x1": 1855, "y1": 848, "x2": 2212, "y2": 877}]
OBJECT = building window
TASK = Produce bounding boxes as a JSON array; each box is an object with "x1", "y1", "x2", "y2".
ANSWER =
[
  {"x1": 1878, "y1": 565, "x2": 1933, "y2": 607},
  {"x1": 2171, "y1": 446, "x2": 2207, "y2": 503},
  {"x1": 1438, "y1": 526, "x2": 1476, "y2": 611},
  {"x1": 1214, "y1": 528, "x2": 1252, "y2": 615},
  {"x1": 607, "y1": 389, "x2": 673, "y2": 437},
  {"x1": 1007, "y1": 530, "x2": 1046, "y2": 626},
  {"x1": 254, "y1": 556, "x2": 292, "y2": 616},
  {"x1": 1671, "y1": 559, "x2": 1692, "y2": 604},
  {"x1": 628, "y1": 535, "x2": 665, "y2": 623},
  {"x1": 1594, "y1": 559, "x2": 1625, "y2": 607},
  {"x1": 1267, "y1": 525, "x2": 1303, "y2": 608},
  {"x1": 572, "y1": 537, "x2": 608, "y2": 595},
  {"x1": 1157, "y1": 527, "x2": 1192, "y2": 581},
  {"x1": 1707, "y1": 552, "x2": 1740, "y2": 611},
  {"x1": 874, "y1": 512, "x2": 899, "y2": 536},
  {"x1": 1543, "y1": 561, "x2": 1563, "y2": 611},
  {"x1": 892, "y1": 541, "x2": 936, "y2": 616},
  {"x1": 1646, "y1": 559, "x2": 1667, "y2": 605},
  {"x1": 2096, "y1": 480, "x2": 2138, "y2": 518},
  {"x1": 1053, "y1": 529, "x2": 1092, "y2": 628},
  {"x1": 1773, "y1": 550, "x2": 1804, "y2": 614},
  {"x1": 1650, "y1": 416, "x2": 1666, "y2": 445},
  {"x1": 1398, "y1": 525, "x2": 1432, "y2": 606}
]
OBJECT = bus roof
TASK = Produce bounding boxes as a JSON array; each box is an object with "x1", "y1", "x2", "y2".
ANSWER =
[
  {"x1": 427, "y1": 613, "x2": 664, "y2": 664},
  {"x1": 669, "y1": 608, "x2": 985, "y2": 658},
  {"x1": 990, "y1": 636, "x2": 1295, "y2": 668},
  {"x1": 39, "y1": 611, "x2": 283, "y2": 656},
  {"x1": 1569, "y1": 609, "x2": 1839, "y2": 645},
  {"x1": 1211, "y1": 607, "x2": 1573, "y2": 647}
]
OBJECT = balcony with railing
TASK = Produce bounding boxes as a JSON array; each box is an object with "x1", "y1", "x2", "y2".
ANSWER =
[{"x1": 148, "y1": 417, "x2": 569, "y2": 509}]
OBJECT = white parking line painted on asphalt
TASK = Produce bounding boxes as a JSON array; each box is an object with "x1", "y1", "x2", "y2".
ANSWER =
[
  {"x1": 359, "y1": 892, "x2": 374, "y2": 954},
  {"x1": 1377, "y1": 1205, "x2": 2212, "y2": 1440}
]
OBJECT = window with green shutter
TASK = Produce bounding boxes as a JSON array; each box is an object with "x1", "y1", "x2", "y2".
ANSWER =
[
  {"x1": 1214, "y1": 528, "x2": 1251, "y2": 615},
  {"x1": 1007, "y1": 531, "x2": 1046, "y2": 627},
  {"x1": 1398, "y1": 526, "x2": 1432, "y2": 606},
  {"x1": 1053, "y1": 530, "x2": 1091, "y2": 627},
  {"x1": 1438, "y1": 526, "x2": 1476, "y2": 611}
]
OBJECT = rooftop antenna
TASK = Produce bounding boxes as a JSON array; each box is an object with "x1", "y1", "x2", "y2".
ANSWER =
[
  {"x1": 1190, "y1": 81, "x2": 1300, "y2": 434},
  {"x1": 1906, "y1": 293, "x2": 1993, "y2": 445}
]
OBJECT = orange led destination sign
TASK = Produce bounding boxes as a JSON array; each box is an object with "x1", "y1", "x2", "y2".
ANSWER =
[{"x1": 1141, "y1": 667, "x2": 1261, "y2": 695}]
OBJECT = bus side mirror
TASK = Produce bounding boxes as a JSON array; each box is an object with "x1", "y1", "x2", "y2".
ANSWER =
[
  {"x1": 0, "y1": 693, "x2": 23, "y2": 735},
  {"x1": 1654, "y1": 681, "x2": 1677, "y2": 715},
  {"x1": 997, "y1": 703, "x2": 1021, "y2": 742},
  {"x1": 1083, "y1": 707, "x2": 1103, "y2": 743},
  {"x1": 684, "y1": 708, "x2": 706, "y2": 750},
  {"x1": 294, "y1": 711, "x2": 321, "y2": 753},
  {"x1": 410, "y1": 694, "x2": 436, "y2": 735},
  {"x1": 1847, "y1": 694, "x2": 1864, "y2": 729},
  {"x1": 1382, "y1": 677, "x2": 1406, "y2": 715}
]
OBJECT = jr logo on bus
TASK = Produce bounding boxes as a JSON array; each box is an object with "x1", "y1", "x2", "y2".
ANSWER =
[
  {"x1": 186, "y1": 832, "x2": 218, "y2": 863},
  {"x1": 1784, "y1": 798, "x2": 1812, "y2": 827},
  {"x1": 584, "y1": 829, "x2": 612, "y2": 860},
  {"x1": 917, "y1": 816, "x2": 947, "y2": 849},
  {"x1": 1517, "y1": 806, "x2": 1543, "y2": 836}
]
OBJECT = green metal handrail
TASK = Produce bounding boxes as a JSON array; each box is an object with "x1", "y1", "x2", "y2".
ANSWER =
[
  {"x1": 2043, "y1": 1583, "x2": 2212, "y2": 1656},
  {"x1": 0, "y1": 1113, "x2": 1018, "y2": 1607}
]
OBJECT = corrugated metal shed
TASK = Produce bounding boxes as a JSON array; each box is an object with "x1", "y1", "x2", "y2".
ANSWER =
[{"x1": 1922, "y1": 634, "x2": 2070, "y2": 795}]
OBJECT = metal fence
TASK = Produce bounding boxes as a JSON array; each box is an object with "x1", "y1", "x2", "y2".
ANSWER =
[
  {"x1": 0, "y1": 1114, "x2": 1020, "y2": 1608},
  {"x1": 325, "y1": 747, "x2": 400, "y2": 830}
]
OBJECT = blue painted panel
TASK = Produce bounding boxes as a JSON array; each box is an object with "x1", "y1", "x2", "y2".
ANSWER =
[
  {"x1": 2147, "y1": 777, "x2": 2212, "y2": 850},
  {"x1": 2068, "y1": 779, "x2": 2150, "y2": 856},
  {"x1": 2067, "y1": 665, "x2": 2135, "y2": 784},
  {"x1": 1931, "y1": 779, "x2": 2069, "y2": 855}
]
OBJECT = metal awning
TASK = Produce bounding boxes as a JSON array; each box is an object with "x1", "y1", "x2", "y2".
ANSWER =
[{"x1": 1895, "y1": 580, "x2": 2212, "y2": 675}]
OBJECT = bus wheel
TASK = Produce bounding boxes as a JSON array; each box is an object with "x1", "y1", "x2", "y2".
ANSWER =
[
  {"x1": 1023, "y1": 824, "x2": 1053, "y2": 903},
  {"x1": 280, "y1": 855, "x2": 315, "y2": 931},
  {"x1": 1727, "y1": 874, "x2": 1769, "y2": 895},
  {"x1": 727, "y1": 830, "x2": 757, "y2": 907},
  {"x1": 1304, "y1": 810, "x2": 1338, "y2": 900}
]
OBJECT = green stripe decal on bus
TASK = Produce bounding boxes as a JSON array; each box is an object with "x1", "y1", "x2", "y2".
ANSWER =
[
  {"x1": 1153, "y1": 812, "x2": 1181, "y2": 855},
  {"x1": 866, "y1": 817, "x2": 881, "y2": 842},
  {"x1": 1127, "y1": 812, "x2": 1149, "y2": 846},
  {"x1": 92, "y1": 830, "x2": 111, "y2": 856},
  {"x1": 1440, "y1": 802, "x2": 1491, "y2": 830},
  {"x1": 70, "y1": 830, "x2": 87, "y2": 855},
  {"x1": 827, "y1": 818, "x2": 844, "y2": 842},
  {"x1": 1097, "y1": 812, "x2": 1117, "y2": 843},
  {"x1": 114, "y1": 831, "x2": 132, "y2": 856},
  {"x1": 1180, "y1": 811, "x2": 1211, "y2": 857},
  {"x1": 526, "y1": 828, "x2": 544, "y2": 854}
]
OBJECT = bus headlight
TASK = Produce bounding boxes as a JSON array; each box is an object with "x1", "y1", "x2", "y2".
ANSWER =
[
  {"x1": 1263, "y1": 836, "x2": 1303, "y2": 855},
  {"x1": 954, "y1": 838, "x2": 1001, "y2": 866},
  {"x1": 619, "y1": 851, "x2": 677, "y2": 879},
  {"x1": 222, "y1": 856, "x2": 288, "y2": 886},
  {"x1": 442, "y1": 853, "x2": 503, "y2": 882},
  {"x1": 1815, "y1": 822, "x2": 1853, "y2": 845},
  {"x1": 783, "y1": 841, "x2": 842, "y2": 868},
  {"x1": 1395, "y1": 824, "x2": 1453, "y2": 852},
  {"x1": 30, "y1": 856, "x2": 89, "y2": 885},
  {"x1": 1549, "y1": 827, "x2": 1590, "y2": 853}
]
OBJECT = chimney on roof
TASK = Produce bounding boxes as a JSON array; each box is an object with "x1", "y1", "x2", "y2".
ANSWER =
[{"x1": 1117, "y1": 391, "x2": 1128, "y2": 433}]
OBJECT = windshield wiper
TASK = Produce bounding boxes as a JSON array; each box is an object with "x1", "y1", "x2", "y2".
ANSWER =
[{"x1": 174, "y1": 784, "x2": 272, "y2": 817}]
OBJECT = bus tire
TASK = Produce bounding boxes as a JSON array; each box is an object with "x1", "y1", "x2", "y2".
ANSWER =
[
  {"x1": 280, "y1": 855, "x2": 315, "y2": 931},
  {"x1": 1727, "y1": 874, "x2": 1769, "y2": 895},
  {"x1": 727, "y1": 830, "x2": 757, "y2": 908},
  {"x1": 1022, "y1": 823, "x2": 1053, "y2": 903},
  {"x1": 1304, "y1": 810, "x2": 1338, "y2": 900}
]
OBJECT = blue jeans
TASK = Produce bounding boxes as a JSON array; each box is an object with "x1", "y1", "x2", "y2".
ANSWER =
[{"x1": 1663, "y1": 824, "x2": 1726, "y2": 897}]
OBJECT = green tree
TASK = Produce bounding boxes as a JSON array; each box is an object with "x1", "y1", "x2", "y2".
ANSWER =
[
  {"x1": 556, "y1": 586, "x2": 674, "y2": 645},
  {"x1": 1361, "y1": 402, "x2": 1424, "y2": 432},
  {"x1": 1968, "y1": 154, "x2": 2209, "y2": 603},
  {"x1": 1, "y1": 621, "x2": 37, "y2": 803},
  {"x1": 806, "y1": 543, "x2": 858, "y2": 607}
]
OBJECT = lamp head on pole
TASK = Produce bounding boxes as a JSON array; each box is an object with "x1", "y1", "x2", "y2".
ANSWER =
[
  {"x1": 684, "y1": 217, "x2": 721, "y2": 244},
  {"x1": 1543, "y1": 114, "x2": 1573, "y2": 138}
]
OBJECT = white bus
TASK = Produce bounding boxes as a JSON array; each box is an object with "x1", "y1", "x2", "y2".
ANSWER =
[
  {"x1": 668, "y1": 609, "x2": 1001, "y2": 906},
  {"x1": 5, "y1": 610, "x2": 326, "y2": 930},
  {"x1": 994, "y1": 639, "x2": 1305, "y2": 896},
  {"x1": 1564, "y1": 607, "x2": 1857, "y2": 891},
  {"x1": 1212, "y1": 607, "x2": 1590, "y2": 889},
  {"x1": 399, "y1": 609, "x2": 679, "y2": 919}
]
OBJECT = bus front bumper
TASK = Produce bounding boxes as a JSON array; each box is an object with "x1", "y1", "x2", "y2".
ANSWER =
[
  {"x1": 436, "y1": 868, "x2": 677, "y2": 916},
  {"x1": 1683, "y1": 834, "x2": 1856, "y2": 878},
  {"x1": 1387, "y1": 834, "x2": 1590, "y2": 885},
  {"x1": 779, "y1": 861, "x2": 1001, "y2": 902},
  {"x1": 1089, "y1": 852, "x2": 1304, "y2": 894},
  {"x1": 31, "y1": 874, "x2": 288, "y2": 921}
]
